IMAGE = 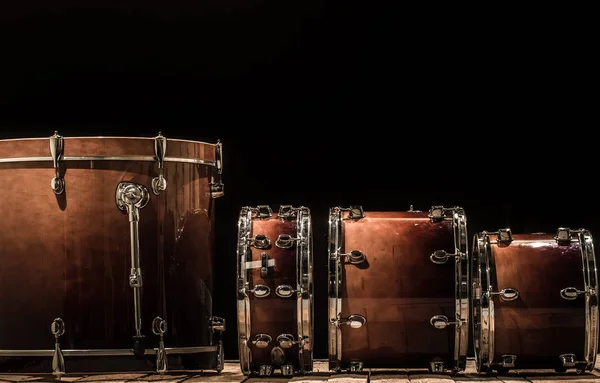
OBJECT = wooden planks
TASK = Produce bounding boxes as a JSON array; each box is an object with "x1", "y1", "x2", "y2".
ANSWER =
[{"x1": 2, "y1": 359, "x2": 600, "y2": 383}]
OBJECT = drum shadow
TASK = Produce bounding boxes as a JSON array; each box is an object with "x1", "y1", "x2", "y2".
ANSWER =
[{"x1": 509, "y1": 370, "x2": 600, "y2": 380}]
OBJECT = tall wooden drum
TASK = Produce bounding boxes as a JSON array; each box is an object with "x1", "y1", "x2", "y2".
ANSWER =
[
  {"x1": 471, "y1": 228, "x2": 598, "y2": 374},
  {"x1": 0, "y1": 132, "x2": 226, "y2": 378},
  {"x1": 327, "y1": 205, "x2": 469, "y2": 373}
]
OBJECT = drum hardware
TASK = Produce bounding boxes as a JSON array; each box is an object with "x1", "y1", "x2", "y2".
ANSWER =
[
  {"x1": 337, "y1": 250, "x2": 366, "y2": 265},
  {"x1": 253, "y1": 334, "x2": 272, "y2": 348},
  {"x1": 261, "y1": 253, "x2": 270, "y2": 277},
  {"x1": 559, "y1": 353, "x2": 576, "y2": 367},
  {"x1": 349, "y1": 361, "x2": 363, "y2": 372},
  {"x1": 487, "y1": 287, "x2": 520, "y2": 302},
  {"x1": 209, "y1": 140, "x2": 224, "y2": 198},
  {"x1": 430, "y1": 249, "x2": 466, "y2": 265},
  {"x1": 280, "y1": 364, "x2": 294, "y2": 376},
  {"x1": 407, "y1": 205, "x2": 422, "y2": 213},
  {"x1": 560, "y1": 286, "x2": 595, "y2": 300},
  {"x1": 278, "y1": 205, "x2": 299, "y2": 218},
  {"x1": 209, "y1": 317, "x2": 226, "y2": 373},
  {"x1": 343, "y1": 206, "x2": 365, "y2": 220},
  {"x1": 429, "y1": 360, "x2": 444, "y2": 372},
  {"x1": 277, "y1": 334, "x2": 301, "y2": 349},
  {"x1": 275, "y1": 234, "x2": 300, "y2": 249},
  {"x1": 275, "y1": 284, "x2": 299, "y2": 298},
  {"x1": 151, "y1": 132, "x2": 168, "y2": 195},
  {"x1": 430, "y1": 314, "x2": 465, "y2": 329},
  {"x1": 251, "y1": 234, "x2": 271, "y2": 249},
  {"x1": 51, "y1": 318, "x2": 66, "y2": 379},
  {"x1": 115, "y1": 181, "x2": 151, "y2": 357},
  {"x1": 152, "y1": 317, "x2": 168, "y2": 374},
  {"x1": 334, "y1": 314, "x2": 367, "y2": 329},
  {"x1": 49, "y1": 131, "x2": 65, "y2": 195},
  {"x1": 496, "y1": 228, "x2": 513, "y2": 243},
  {"x1": 243, "y1": 284, "x2": 271, "y2": 298},
  {"x1": 253, "y1": 205, "x2": 273, "y2": 219},
  {"x1": 428, "y1": 206, "x2": 447, "y2": 221},
  {"x1": 259, "y1": 365, "x2": 273, "y2": 376},
  {"x1": 555, "y1": 227, "x2": 573, "y2": 244},
  {"x1": 500, "y1": 354, "x2": 517, "y2": 368}
]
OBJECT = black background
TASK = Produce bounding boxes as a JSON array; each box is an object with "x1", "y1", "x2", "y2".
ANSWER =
[{"x1": 0, "y1": 2, "x2": 595, "y2": 362}]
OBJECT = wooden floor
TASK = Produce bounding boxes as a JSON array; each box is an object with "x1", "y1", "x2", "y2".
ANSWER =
[{"x1": 3, "y1": 359, "x2": 600, "y2": 383}]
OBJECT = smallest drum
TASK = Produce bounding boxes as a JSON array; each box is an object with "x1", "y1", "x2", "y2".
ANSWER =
[{"x1": 236, "y1": 205, "x2": 314, "y2": 377}]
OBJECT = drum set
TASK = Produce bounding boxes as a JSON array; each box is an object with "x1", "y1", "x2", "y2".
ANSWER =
[{"x1": 0, "y1": 133, "x2": 597, "y2": 379}]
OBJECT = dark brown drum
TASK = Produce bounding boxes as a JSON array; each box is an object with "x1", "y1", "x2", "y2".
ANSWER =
[
  {"x1": 471, "y1": 228, "x2": 599, "y2": 373},
  {"x1": 0, "y1": 132, "x2": 226, "y2": 377},
  {"x1": 236, "y1": 205, "x2": 313, "y2": 376},
  {"x1": 327, "y1": 205, "x2": 469, "y2": 373}
]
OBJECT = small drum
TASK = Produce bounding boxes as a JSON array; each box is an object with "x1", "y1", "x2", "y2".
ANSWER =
[
  {"x1": 0, "y1": 132, "x2": 225, "y2": 377},
  {"x1": 328, "y1": 205, "x2": 469, "y2": 373},
  {"x1": 471, "y1": 228, "x2": 599, "y2": 373},
  {"x1": 236, "y1": 205, "x2": 313, "y2": 376}
]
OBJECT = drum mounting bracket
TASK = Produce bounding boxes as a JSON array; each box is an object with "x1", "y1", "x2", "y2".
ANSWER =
[
  {"x1": 49, "y1": 131, "x2": 65, "y2": 195},
  {"x1": 151, "y1": 132, "x2": 168, "y2": 195}
]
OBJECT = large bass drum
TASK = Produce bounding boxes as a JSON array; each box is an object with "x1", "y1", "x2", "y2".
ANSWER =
[
  {"x1": 236, "y1": 205, "x2": 313, "y2": 376},
  {"x1": 0, "y1": 132, "x2": 225, "y2": 377},
  {"x1": 472, "y1": 228, "x2": 599, "y2": 374},
  {"x1": 328, "y1": 205, "x2": 469, "y2": 373}
]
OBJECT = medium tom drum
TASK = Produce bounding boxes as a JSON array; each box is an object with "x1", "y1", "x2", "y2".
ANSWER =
[
  {"x1": 236, "y1": 205, "x2": 313, "y2": 377},
  {"x1": 0, "y1": 132, "x2": 225, "y2": 377},
  {"x1": 328, "y1": 205, "x2": 469, "y2": 373},
  {"x1": 471, "y1": 228, "x2": 599, "y2": 373}
]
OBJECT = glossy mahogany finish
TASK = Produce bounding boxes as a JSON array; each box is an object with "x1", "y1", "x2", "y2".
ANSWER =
[
  {"x1": 489, "y1": 234, "x2": 585, "y2": 369},
  {"x1": 247, "y1": 214, "x2": 299, "y2": 370},
  {"x1": 0, "y1": 136, "x2": 219, "y2": 372},
  {"x1": 339, "y1": 211, "x2": 456, "y2": 368}
]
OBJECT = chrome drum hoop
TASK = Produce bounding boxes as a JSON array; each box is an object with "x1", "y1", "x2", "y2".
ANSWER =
[
  {"x1": 236, "y1": 207, "x2": 253, "y2": 375},
  {"x1": 471, "y1": 232, "x2": 494, "y2": 373},
  {"x1": 578, "y1": 230, "x2": 599, "y2": 372},
  {"x1": 451, "y1": 207, "x2": 469, "y2": 372},
  {"x1": 327, "y1": 207, "x2": 343, "y2": 371},
  {"x1": 296, "y1": 207, "x2": 314, "y2": 373}
]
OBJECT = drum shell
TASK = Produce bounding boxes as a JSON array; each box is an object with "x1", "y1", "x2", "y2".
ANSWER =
[
  {"x1": 337, "y1": 211, "x2": 457, "y2": 368},
  {"x1": 245, "y1": 214, "x2": 300, "y2": 370},
  {"x1": 485, "y1": 234, "x2": 586, "y2": 368},
  {"x1": 0, "y1": 137, "x2": 217, "y2": 361}
]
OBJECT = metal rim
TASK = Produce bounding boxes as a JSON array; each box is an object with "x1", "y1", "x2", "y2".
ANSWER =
[
  {"x1": 0, "y1": 135, "x2": 219, "y2": 146},
  {"x1": 452, "y1": 208, "x2": 469, "y2": 371},
  {"x1": 579, "y1": 230, "x2": 599, "y2": 371},
  {"x1": 236, "y1": 207, "x2": 253, "y2": 375},
  {"x1": 296, "y1": 207, "x2": 314, "y2": 372},
  {"x1": 0, "y1": 155, "x2": 216, "y2": 166},
  {"x1": 472, "y1": 232, "x2": 493, "y2": 373},
  {"x1": 327, "y1": 207, "x2": 343, "y2": 371}
]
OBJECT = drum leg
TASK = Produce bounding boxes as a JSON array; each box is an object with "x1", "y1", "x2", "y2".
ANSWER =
[
  {"x1": 348, "y1": 361, "x2": 363, "y2": 372},
  {"x1": 210, "y1": 316, "x2": 226, "y2": 373},
  {"x1": 50, "y1": 318, "x2": 66, "y2": 380}
]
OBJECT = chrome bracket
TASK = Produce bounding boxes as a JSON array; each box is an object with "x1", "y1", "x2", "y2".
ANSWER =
[
  {"x1": 429, "y1": 360, "x2": 445, "y2": 372},
  {"x1": 560, "y1": 353, "x2": 576, "y2": 367},
  {"x1": 253, "y1": 205, "x2": 273, "y2": 219},
  {"x1": 337, "y1": 250, "x2": 366, "y2": 265},
  {"x1": 278, "y1": 205, "x2": 299, "y2": 218},
  {"x1": 275, "y1": 284, "x2": 297, "y2": 298},
  {"x1": 152, "y1": 317, "x2": 168, "y2": 374},
  {"x1": 275, "y1": 234, "x2": 300, "y2": 249},
  {"x1": 346, "y1": 206, "x2": 364, "y2": 220},
  {"x1": 250, "y1": 234, "x2": 271, "y2": 249},
  {"x1": 488, "y1": 287, "x2": 519, "y2": 302},
  {"x1": 334, "y1": 314, "x2": 366, "y2": 329},
  {"x1": 259, "y1": 365, "x2": 273, "y2": 376},
  {"x1": 243, "y1": 284, "x2": 271, "y2": 298},
  {"x1": 497, "y1": 228, "x2": 513, "y2": 243},
  {"x1": 151, "y1": 132, "x2": 168, "y2": 195},
  {"x1": 277, "y1": 334, "x2": 304, "y2": 349},
  {"x1": 555, "y1": 227, "x2": 572, "y2": 244},
  {"x1": 261, "y1": 252, "x2": 270, "y2": 277},
  {"x1": 430, "y1": 250, "x2": 466, "y2": 264},
  {"x1": 209, "y1": 316, "x2": 225, "y2": 373},
  {"x1": 428, "y1": 206, "x2": 447, "y2": 222},
  {"x1": 51, "y1": 318, "x2": 66, "y2": 379},
  {"x1": 253, "y1": 334, "x2": 272, "y2": 348},
  {"x1": 116, "y1": 181, "x2": 150, "y2": 354},
  {"x1": 209, "y1": 140, "x2": 225, "y2": 198},
  {"x1": 430, "y1": 314, "x2": 465, "y2": 329},
  {"x1": 349, "y1": 360, "x2": 363, "y2": 372},
  {"x1": 501, "y1": 354, "x2": 517, "y2": 368},
  {"x1": 560, "y1": 287, "x2": 593, "y2": 300},
  {"x1": 49, "y1": 131, "x2": 65, "y2": 195},
  {"x1": 280, "y1": 364, "x2": 294, "y2": 376}
]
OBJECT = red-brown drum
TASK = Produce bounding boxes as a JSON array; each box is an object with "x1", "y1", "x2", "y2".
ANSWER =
[
  {"x1": 236, "y1": 205, "x2": 313, "y2": 376},
  {"x1": 471, "y1": 228, "x2": 599, "y2": 373},
  {"x1": 327, "y1": 205, "x2": 469, "y2": 373},
  {"x1": 0, "y1": 132, "x2": 225, "y2": 377}
]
